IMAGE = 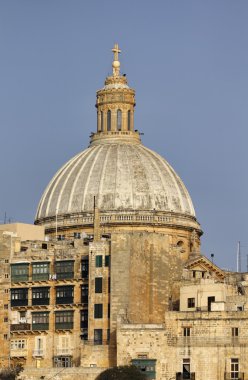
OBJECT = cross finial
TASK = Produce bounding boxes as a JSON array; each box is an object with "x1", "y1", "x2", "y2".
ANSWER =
[
  {"x1": 112, "y1": 43, "x2": 121, "y2": 76},
  {"x1": 112, "y1": 43, "x2": 121, "y2": 61}
]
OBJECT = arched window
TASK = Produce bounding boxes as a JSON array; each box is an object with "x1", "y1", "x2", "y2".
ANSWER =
[
  {"x1": 100, "y1": 111, "x2": 103, "y2": 132},
  {"x1": 117, "y1": 109, "x2": 122, "y2": 131},
  {"x1": 127, "y1": 110, "x2": 131, "y2": 131},
  {"x1": 107, "y1": 110, "x2": 111, "y2": 131}
]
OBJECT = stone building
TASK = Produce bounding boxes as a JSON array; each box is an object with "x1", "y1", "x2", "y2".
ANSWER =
[{"x1": 0, "y1": 45, "x2": 247, "y2": 380}]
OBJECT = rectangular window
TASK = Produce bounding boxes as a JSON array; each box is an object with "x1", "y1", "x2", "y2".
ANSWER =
[
  {"x1": 94, "y1": 329, "x2": 102, "y2": 345},
  {"x1": 74, "y1": 232, "x2": 81, "y2": 239},
  {"x1": 95, "y1": 255, "x2": 102, "y2": 268},
  {"x1": 183, "y1": 358, "x2": 190, "y2": 379},
  {"x1": 187, "y1": 298, "x2": 195, "y2": 308},
  {"x1": 4, "y1": 304, "x2": 8, "y2": 310},
  {"x1": 56, "y1": 286, "x2": 74, "y2": 305},
  {"x1": 108, "y1": 303, "x2": 110, "y2": 319},
  {"x1": 32, "y1": 262, "x2": 50, "y2": 281},
  {"x1": 55, "y1": 311, "x2": 74, "y2": 330},
  {"x1": 11, "y1": 288, "x2": 28, "y2": 307},
  {"x1": 4, "y1": 317, "x2": 8, "y2": 322},
  {"x1": 55, "y1": 261, "x2": 74, "y2": 280},
  {"x1": 81, "y1": 257, "x2": 89, "y2": 279},
  {"x1": 105, "y1": 255, "x2": 110, "y2": 267},
  {"x1": 54, "y1": 356, "x2": 72, "y2": 368},
  {"x1": 232, "y1": 327, "x2": 239, "y2": 337},
  {"x1": 32, "y1": 312, "x2": 49, "y2": 331},
  {"x1": 94, "y1": 304, "x2": 103, "y2": 319},
  {"x1": 183, "y1": 327, "x2": 191, "y2": 337},
  {"x1": 95, "y1": 278, "x2": 102, "y2": 293},
  {"x1": 81, "y1": 284, "x2": 88, "y2": 304},
  {"x1": 11, "y1": 264, "x2": 29, "y2": 282},
  {"x1": 11, "y1": 339, "x2": 26, "y2": 350},
  {"x1": 80, "y1": 310, "x2": 88, "y2": 329},
  {"x1": 208, "y1": 296, "x2": 215, "y2": 311},
  {"x1": 32, "y1": 287, "x2": 50, "y2": 306},
  {"x1": 231, "y1": 358, "x2": 239, "y2": 379},
  {"x1": 107, "y1": 329, "x2": 110, "y2": 342}
]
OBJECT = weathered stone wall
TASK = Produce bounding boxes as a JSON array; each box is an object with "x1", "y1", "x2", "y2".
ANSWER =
[{"x1": 117, "y1": 311, "x2": 248, "y2": 380}]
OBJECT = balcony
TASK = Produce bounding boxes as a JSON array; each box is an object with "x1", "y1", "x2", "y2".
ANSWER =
[
  {"x1": 32, "y1": 298, "x2": 50, "y2": 306},
  {"x1": 55, "y1": 348, "x2": 73, "y2": 356},
  {"x1": 11, "y1": 299, "x2": 28, "y2": 307},
  {"x1": 10, "y1": 323, "x2": 31, "y2": 332},
  {"x1": 176, "y1": 373, "x2": 195, "y2": 380},
  {"x1": 56, "y1": 296, "x2": 73, "y2": 305},
  {"x1": 32, "y1": 273, "x2": 49, "y2": 281},
  {"x1": 11, "y1": 274, "x2": 29, "y2": 282},
  {"x1": 224, "y1": 373, "x2": 244, "y2": 380},
  {"x1": 32, "y1": 323, "x2": 49, "y2": 331},
  {"x1": 33, "y1": 349, "x2": 44, "y2": 357},
  {"x1": 55, "y1": 322, "x2": 73, "y2": 330},
  {"x1": 10, "y1": 349, "x2": 27, "y2": 357}
]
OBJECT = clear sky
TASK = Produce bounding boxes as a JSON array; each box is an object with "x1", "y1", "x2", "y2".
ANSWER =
[{"x1": 0, "y1": 0, "x2": 247, "y2": 270}]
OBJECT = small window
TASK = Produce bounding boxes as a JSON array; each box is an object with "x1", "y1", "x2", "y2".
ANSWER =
[
  {"x1": 95, "y1": 255, "x2": 102, "y2": 268},
  {"x1": 5, "y1": 259, "x2": 9, "y2": 263},
  {"x1": 94, "y1": 329, "x2": 102, "y2": 345},
  {"x1": 95, "y1": 278, "x2": 103, "y2": 293},
  {"x1": 231, "y1": 358, "x2": 239, "y2": 379},
  {"x1": 105, "y1": 256, "x2": 110, "y2": 267},
  {"x1": 4, "y1": 289, "x2": 9, "y2": 294},
  {"x1": 108, "y1": 303, "x2": 110, "y2": 319},
  {"x1": 57, "y1": 235, "x2": 65, "y2": 241},
  {"x1": 107, "y1": 110, "x2": 111, "y2": 131},
  {"x1": 100, "y1": 111, "x2": 103, "y2": 131},
  {"x1": 127, "y1": 110, "x2": 131, "y2": 131},
  {"x1": 183, "y1": 327, "x2": 191, "y2": 337},
  {"x1": 4, "y1": 317, "x2": 8, "y2": 323},
  {"x1": 94, "y1": 304, "x2": 103, "y2": 319},
  {"x1": 74, "y1": 232, "x2": 81, "y2": 239},
  {"x1": 5, "y1": 274, "x2": 9, "y2": 279},
  {"x1": 187, "y1": 298, "x2": 195, "y2": 308},
  {"x1": 108, "y1": 277, "x2": 111, "y2": 293},
  {"x1": 237, "y1": 306, "x2": 243, "y2": 311},
  {"x1": 232, "y1": 327, "x2": 239, "y2": 337},
  {"x1": 4, "y1": 334, "x2": 8, "y2": 340},
  {"x1": 4, "y1": 304, "x2": 8, "y2": 310},
  {"x1": 41, "y1": 243, "x2": 47, "y2": 249},
  {"x1": 117, "y1": 109, "x2": 122, "y2": 131}
]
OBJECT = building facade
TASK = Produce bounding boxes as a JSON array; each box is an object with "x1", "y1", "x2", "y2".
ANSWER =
[{"x1": 0, "y1": 45, "x2": 247, "y2": 380}]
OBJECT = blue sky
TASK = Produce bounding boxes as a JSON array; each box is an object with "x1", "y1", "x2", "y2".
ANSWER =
[{"x1": 0, "y1": 0, "x2": 247, "y2": 270}]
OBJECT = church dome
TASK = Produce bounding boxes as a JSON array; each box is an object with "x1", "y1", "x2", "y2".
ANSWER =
[
  {"x1": 35, "y1": 140, "x2": 195, "y2": 221},
  {"x1": 35, "y1": 44, "x2": 200, "y2": 234}
]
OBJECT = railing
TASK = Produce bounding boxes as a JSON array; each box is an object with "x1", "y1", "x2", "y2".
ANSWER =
[
  {"x1": 224, "y1": 373, "x2": 244, "y2": 380},
  {"x1": 32, "y1": 298, "x2": 50, "y2": 306},
  {"x1": 33, "y1": 349, "x2": 44, "y2": 357},
  {"x1": 32, "y1": 323, "x2": 49, "y2": 331},
  {"x1": 83, "y1": 339, "x2": 109, "y2": 346},
  {"x1": 56, "y1": 297, "x2": 74, "y2": 305},
  {"x1": 55, "y1": 348, "x2": 73, "y2": 355},
  {"x1": 42, "y1": 211, "x2": 197, "y2": 230},
  {"x1": 10, "y1": 348, "x2": 28, "y2": 357},
  {"x1": 10, "y1": 323, "x2": 31, "y2": 331},
  {"x1": 11, "y1": 299, "x2": 28, "y2": 307},
  {"x1": 56, "y1": 272, "x2": 74, "y2": 280},
  {"x1": 11, "y1": 274, "x2": 29, "y2": 282},
  {"x1": 55, "y1": 322, "x2": 73, "y2": 330},
  {"x1": 176, "y1": 373, "x2": 195, "y2": 380},
  {"x1": 32, "y1": 273, "x2": 50, "y2": 281}
]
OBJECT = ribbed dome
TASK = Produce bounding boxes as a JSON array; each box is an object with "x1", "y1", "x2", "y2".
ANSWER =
[{"x1": 35, "y1": 141, "x2": 195, "y2": 221}]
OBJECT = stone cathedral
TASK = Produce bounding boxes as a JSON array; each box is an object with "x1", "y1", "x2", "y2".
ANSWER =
[{"x1": 0, "y1": 45, "x2": 248, "y2": 380}]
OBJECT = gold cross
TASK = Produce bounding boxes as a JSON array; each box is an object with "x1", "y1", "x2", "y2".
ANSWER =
[{"x1": 112, "y1": 43, "x2": 121, "y2": 61}]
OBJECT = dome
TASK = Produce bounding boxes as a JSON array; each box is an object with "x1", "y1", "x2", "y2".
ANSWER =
[{"x1": 35, "y1": 140, "x2": 195, "y2": 221}]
